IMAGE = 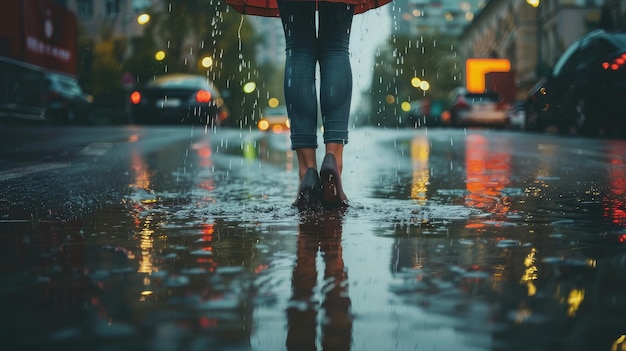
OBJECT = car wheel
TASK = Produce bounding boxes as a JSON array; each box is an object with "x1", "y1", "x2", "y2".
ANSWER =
[
  {"x1": 574, "y1": 97, "x2": 602, "y2": 137},
  {"x1": 525, "y1": 103, "x2": 543, "y2": 132},
  {"x1": 66, "y1": 109, "x2": 77, "y2": 124}
]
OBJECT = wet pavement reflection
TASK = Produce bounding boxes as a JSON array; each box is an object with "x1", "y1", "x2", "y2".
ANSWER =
[{"x1": 2, "y1": 127, "x2": 626, "y2": 350}]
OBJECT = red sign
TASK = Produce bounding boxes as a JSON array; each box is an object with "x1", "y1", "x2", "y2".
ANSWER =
[{"x1": 21, "y1": 0, "x2": 78, "y2": 75}]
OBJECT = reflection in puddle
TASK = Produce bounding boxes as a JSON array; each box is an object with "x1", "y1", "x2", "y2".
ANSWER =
[
  {"x1": 288, "y1": 212, "x2": 351, "y2": 350},
  {"x1": 7, "y1": 128, "x2": 626, "y2": 350},
  {"x1": 410, "y1": 135, "x2": 430, "y2": 205},
  {"x1": 605, "y1": 141, "x2": 626, "y2": 226},
  {"x1": 464, "y1": 133, "x2": 511, "y2": 220}
]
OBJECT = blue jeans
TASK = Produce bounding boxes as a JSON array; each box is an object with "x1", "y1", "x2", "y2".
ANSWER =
[{"x1": 277, "y1": 0, "x2": 354, "y2": 150}]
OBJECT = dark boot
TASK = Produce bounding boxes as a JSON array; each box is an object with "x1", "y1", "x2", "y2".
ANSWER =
[
  {"x1": 320, "y1": 153, "x2": 348, "y2": 209},
  {"x1": 293, "y1": 167, "x2": 322, "y2": 211}
]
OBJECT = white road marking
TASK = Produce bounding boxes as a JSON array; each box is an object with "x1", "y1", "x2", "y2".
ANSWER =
[
  {"x1": 78, "y1": 142, "x2": 114, "y2": 156},
  {"x1": 0, "y1": 163, "x2": 70, "y2": 182},
  {"x1": 0, "y1": 143, "x2": 114, "y2": 182}
]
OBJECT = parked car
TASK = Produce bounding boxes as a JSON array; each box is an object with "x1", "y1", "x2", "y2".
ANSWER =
[
  {"x1": 257, "y1": 105, "x2": 290, "y2": 133},
  {"x1": 129, "y1": 74, "x2": 229, "y2": 126},
  {"x1": 45, "y1": 73, "x2": 94, "y2": 125},
  {"x1": 526, "y1": 29, "x2": 626, "y2": 136},
  {"x1": 440, "y1": 87, "x2": 510, "y2": 128},
  {"x1": 508, "y1": 101, "x2": 526, "y2": 130}
]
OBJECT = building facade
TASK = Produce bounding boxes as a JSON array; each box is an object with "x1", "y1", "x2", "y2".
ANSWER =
[
  {"x1": 458, "y1": 0, "x2": 607, "y2": 99},
  {"x1": 56, "y1": 0, "x2": 150, "y2": 39},
  {"x1": 390, "y1": 0, "x2": 488, "y2": 36}
]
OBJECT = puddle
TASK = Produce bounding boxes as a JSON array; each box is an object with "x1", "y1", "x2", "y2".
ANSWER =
[{"x1": 3, "y1": 128, "x2": 626, "y2": 350}]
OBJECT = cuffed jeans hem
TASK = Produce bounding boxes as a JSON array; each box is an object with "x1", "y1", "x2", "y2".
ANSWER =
[
  {"x1": 291, "y1": 134, "x2": 319, "y2": 150},
  {"x1": 324, "y1": 139, "x2": 349, "y2": 145},
  {"x1": 323, "y1": 130, "x2": 349, "y2": 145}
]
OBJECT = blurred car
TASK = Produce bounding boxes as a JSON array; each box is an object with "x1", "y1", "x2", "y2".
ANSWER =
[
  {"x1": 45, "y1": 73, "x2": 94, "y2": 125},
  {"x1": 526, "y1": 29, "x2": 626, "y2": 136},
  {"x1": 257, "y1": 105, "x2": 290, "y2": 133},
  {"x1": 440, "y1": 87, "x2": 510, "y2": 128},
  {"x1": 129, "y1": 74, "x2": 229, "y2": 125},
  {"x1": 401, "y1": 99, "x2": 442, "y2": 128}
]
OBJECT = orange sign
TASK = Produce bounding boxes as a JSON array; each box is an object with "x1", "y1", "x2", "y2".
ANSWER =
[{"x1": 466, "y1": 59, "x2": 511, "y2": 93}]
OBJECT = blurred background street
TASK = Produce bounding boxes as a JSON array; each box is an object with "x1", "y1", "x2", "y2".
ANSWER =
[{"x1": 3, "y1": 0, "x2": 626, "y2": 350}]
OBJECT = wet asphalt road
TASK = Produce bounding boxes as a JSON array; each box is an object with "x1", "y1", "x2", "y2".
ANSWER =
[{"x1": 1, "y1": 124, "x2": 626, "y2": 351}]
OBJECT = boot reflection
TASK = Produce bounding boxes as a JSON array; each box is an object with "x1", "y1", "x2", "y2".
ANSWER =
[{"x1": 286, "y1": 211, "x2": 351, "y2": 351}]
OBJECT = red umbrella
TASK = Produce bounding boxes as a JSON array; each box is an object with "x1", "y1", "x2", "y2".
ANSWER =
[{"x1": 226, "y1": 0, "x2": 392, "y2": 17}]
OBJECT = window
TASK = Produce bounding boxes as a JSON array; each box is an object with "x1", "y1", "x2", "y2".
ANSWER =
[
  {"x1": 132, "y1": 0, "x2": 151, "y2": 12},
  {"x1": 105, "y1": 0, "x2": 121, "y2": 16},
  {"x1": 77, "y1": 0, "x2": 93, "y2": 20}
]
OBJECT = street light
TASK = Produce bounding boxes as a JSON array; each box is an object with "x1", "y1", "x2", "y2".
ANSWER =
[
  {"x1": 243, "y1": 81, "x2": 256, "y2": 94},
  {"x1": 201, "y1": 56, "x2": 213, "y2": 68},
  {"x1": 155, "y1": 51, "x2": 165, "y2": 61},
  {"x1": 411, "y1": 77, "x2": 430, "y2": 91},
  {"x1": 411, "y1": 77, "x2": 421, "y2": 88},
  {"x1": 419, "y1": 80, "x2": 430, "y2": 91},
  {"x1": 137, "y1": 13, "x2": 150, "y2": 25},
  {"x1": 526, "y1": 0, "x2": 543, "y2": 77},
  {"x1": 526, "y1": 0, "x2": 539, "y2": 8}
]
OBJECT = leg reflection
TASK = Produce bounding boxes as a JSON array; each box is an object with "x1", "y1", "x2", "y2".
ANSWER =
[{"x1": 286, "y1": 211, "x2": 352, "y2": 351}]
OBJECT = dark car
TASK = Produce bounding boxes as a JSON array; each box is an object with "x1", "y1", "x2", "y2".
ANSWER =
[
  {"x1": 526, "y1": 29, "x2": 626, "y2": 136},
  {"x1": 45, "y1": 73, "x2": 94, "y2": 125},
  {"x1": 129, "y1": 74, "x2": 229, "y2": 126},
  {"x1": 440, "y1": 87, "x2": 510, "y2": 128}
]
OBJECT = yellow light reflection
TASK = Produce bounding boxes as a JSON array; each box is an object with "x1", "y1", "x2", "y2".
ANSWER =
[
  {"x1": 138, "y1": 227, "x2": 154, "y2": 274},
  {"x1": 139, "y1": 290, "x2": 153, "y2": 302},
  {"x1": 612, "y1": 335, "x2": 626, "y2": 351},
  {"x1": 411, "y1": 135, "x2": 430, "y2": 205},
  {"x1": 514, "y1": 305, "x2": 532, "y2": 324},
  {"x1": 521, "y1": 248, "x2": 538, "y2": 296},
  {"x1": 566, "y1": 288, "x2": 585, "y2": 317}
]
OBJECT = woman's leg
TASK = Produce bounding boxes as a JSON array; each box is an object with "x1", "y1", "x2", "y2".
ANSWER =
[
  {"x1": 318, "y1": 2, "x2": 354, "y2": 173},
  {"x1": 278, "y1": 0, "x2": 319, "y2": 180}
]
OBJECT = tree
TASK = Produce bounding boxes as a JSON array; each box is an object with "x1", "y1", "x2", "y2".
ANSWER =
[
  {"x1": 123, "y1": 0, "x2": 278, "y2": 128},
  {"x1": 90, "y1": 28, "x2": 127, "y2": 109},
  {"x1": 369, "y1": 33, "x2": 462, "y2": 127}
]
